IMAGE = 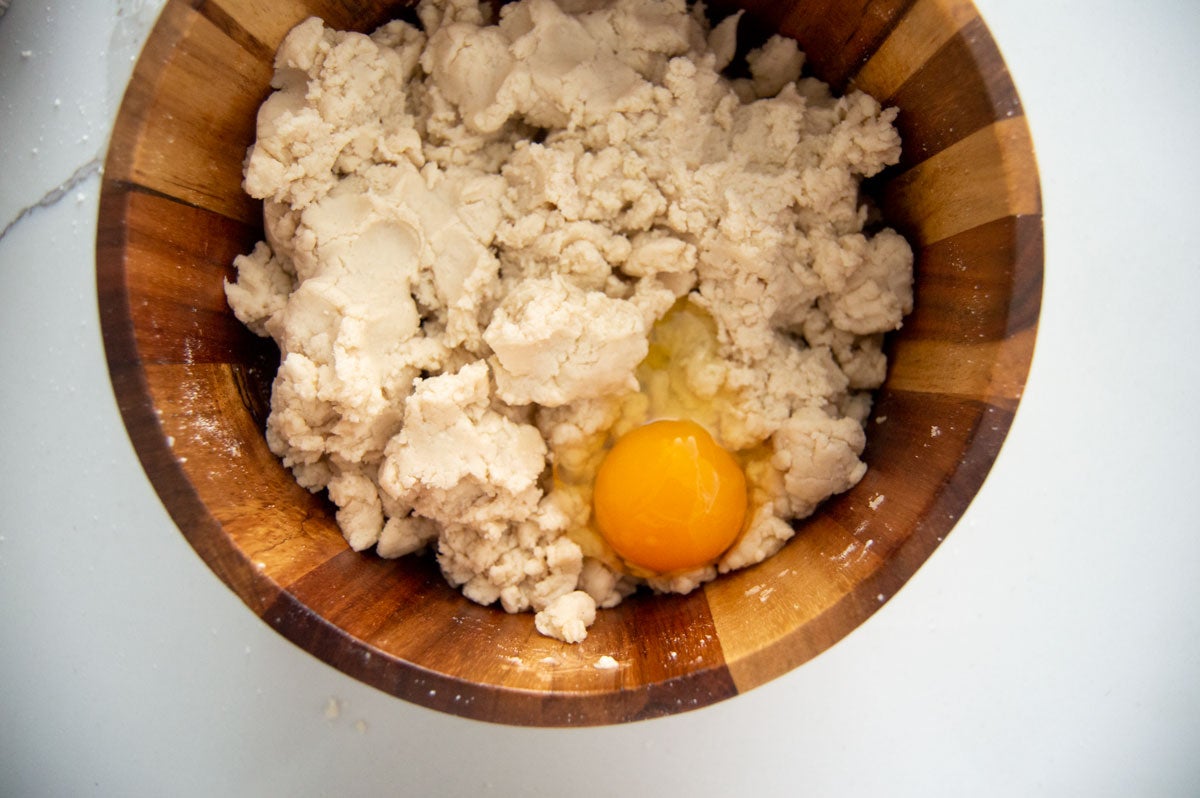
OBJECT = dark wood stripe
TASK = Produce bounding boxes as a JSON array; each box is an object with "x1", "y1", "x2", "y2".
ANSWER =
[
  {"x1": 782, "y1": 0, "x2": 921, "y2": 92},
  {"x1": 1005, "y1": 211, "x2": 1044, "y2": 340},
  {"x1": 716, "y1": 377, "x2": 1005, "y2": 688},
  {"x1": 705, "y1": 0, "x2": 918, "y2": 92},
  {"x1": 197, "y1": 0, "x2": 277, "y2": 62},
  {"x1": 105, "y1": 0, "x2": 269, "y2": 223},
  {"x1": 615, "y1": 590, "x2": 738, "y2": 716},
  {"x1": 889, "y1": 14, "x2": 1025, "y2": 170},
  {"x1": 274, "y1": 548, "x2": 738, "y2": 725},
  {"x1": 903, "y1": 214, "x2": 1043, "y2": 344},
  {"x1": 317, "y1": 0, "x2": 422, "y2": 33},
  {"x1": 830, "y1": 389, "x2": 1015, "y2": 614},
  {"x1": 197, "y1": 0, "x2": 423, "y2": 62},
  {"x1": 98, "y1": 191, "x2": 282, "y2": 617},
  {"x1": 862, "y1": 390, "x2": 1011, "y2": 504},
  {"x1": 828, "y1": 387, "x2": 1010, "y2": 576},
  {"x1": 864, "y1": 387, "x2": 1016, "y2": 556},
  {"x1": 105, "y1": 185, "x2": 268, "y2": 367},
  {"x1": 743, "y1": 386, "x2": 1016, "y2": 691},
  {"x1": 108, "y1": 177, "x2": 238, "y2": 218}
]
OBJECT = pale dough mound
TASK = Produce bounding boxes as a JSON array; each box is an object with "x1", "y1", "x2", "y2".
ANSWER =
[
  {"x1": 484, "y1": 275, "x2": 647, "y2": 406},
  {"x1": 226, "y1": 0, "x2": 913, "y2": 644}
]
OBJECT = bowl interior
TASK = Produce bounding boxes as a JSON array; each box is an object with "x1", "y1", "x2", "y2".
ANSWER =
[{"x1": 97, "y1": 0, "x2": 1041, "y2": 726}]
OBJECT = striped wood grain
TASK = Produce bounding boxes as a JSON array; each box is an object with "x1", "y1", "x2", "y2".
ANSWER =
[{"x1": 97, "y1": 0, "x2": 1042, "y2": 725}]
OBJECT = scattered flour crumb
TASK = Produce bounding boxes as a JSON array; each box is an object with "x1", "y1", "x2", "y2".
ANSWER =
[
  {"x1": 930, "y1": 425, "x2": 942, "y2": 437},
  {"x1": 534, "y1": 591, "x2": 597, "y2": 644},
  {"x1": 594, "y1": 655, "x2": 619, "y2": 671},
  {"x1": 868, "y1": 494, "x2": 885, "y2": 510},
  {"x1": 324, "y1": 697, "x2": 341, "y2": 720}
]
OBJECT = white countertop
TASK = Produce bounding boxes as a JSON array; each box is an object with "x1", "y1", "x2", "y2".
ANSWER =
[{"x1": 2, "y1": 1, "x2": 1198, "y2": 795}]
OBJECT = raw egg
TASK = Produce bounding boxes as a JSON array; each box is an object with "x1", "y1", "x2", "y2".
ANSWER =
[{"x1": 592, "y1": 419, "x2": 747, "y2": 574}]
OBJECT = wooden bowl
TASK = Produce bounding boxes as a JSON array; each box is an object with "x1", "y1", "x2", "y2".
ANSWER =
[{"x1": 97, "y1": 0, "x2": 1041, "y2": 726}]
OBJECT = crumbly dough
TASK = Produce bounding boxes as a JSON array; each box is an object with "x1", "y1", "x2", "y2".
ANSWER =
[{"x1": 226, "y1": 0, "x2": 913, "y2": 643}]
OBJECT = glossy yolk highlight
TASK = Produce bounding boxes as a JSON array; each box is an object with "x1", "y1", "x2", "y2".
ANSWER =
[{"x1": 592, "y1": 419, "x2": 747, "y2": 574}]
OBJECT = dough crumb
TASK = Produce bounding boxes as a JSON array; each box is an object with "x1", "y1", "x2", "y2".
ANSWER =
[
  {"x1": 227, "y1": 0, "x2": 913, "y2": 644},
  {"x1": 534, "y1": 591, "x2": 597, "y2": 644}
]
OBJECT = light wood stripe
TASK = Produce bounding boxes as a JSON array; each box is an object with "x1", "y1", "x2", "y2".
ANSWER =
[
  {"x1": 884, "y1": 117, "x2": 1041, "y2": 247},
  {"x1": 886, "y1": 328, "x2": 1037, "y2": 405},
  {"x1": 706, "y1": 514, "x2": 887, "y2": 689},
  {"x1": 141, "y1": 362, "x2": 351, "y2": 587},
  {"x1": 109, "y1": 2, "x2": 268, "y2": 223},
  {"x1": 851, "y1": 0, "x2": 979, "y2": 100}
]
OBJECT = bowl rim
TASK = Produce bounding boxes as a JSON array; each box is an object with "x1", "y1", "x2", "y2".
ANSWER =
[{"x1": 95, "y1": 0, "x2": 1043, "y2": 726}]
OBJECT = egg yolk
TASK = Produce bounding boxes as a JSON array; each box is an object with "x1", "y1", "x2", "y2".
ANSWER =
[{"x1": 592, "y1": 419, "x2": 747, "y2": 574}]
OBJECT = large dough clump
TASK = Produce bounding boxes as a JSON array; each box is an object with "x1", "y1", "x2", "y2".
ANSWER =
[
  {"x1": 484, "y1": 275, "x2": 647, "y2": 406},
  {"x1": 226, "y1": 0, "x2": 913, "y2": 643}
]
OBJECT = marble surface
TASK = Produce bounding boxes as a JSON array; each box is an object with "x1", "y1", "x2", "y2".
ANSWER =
[{"x1": 2, "y1": 1, "x2": 1199, "y2": 795}]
